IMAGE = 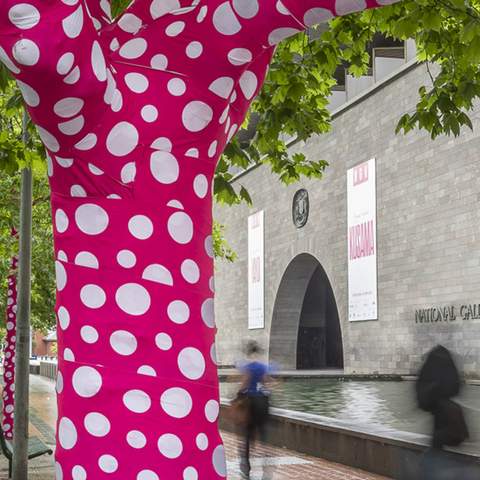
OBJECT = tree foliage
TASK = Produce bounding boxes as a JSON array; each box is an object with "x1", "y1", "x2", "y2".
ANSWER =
[{"x1": 1, "y1": 0, "x2": 480, "y2": 330}]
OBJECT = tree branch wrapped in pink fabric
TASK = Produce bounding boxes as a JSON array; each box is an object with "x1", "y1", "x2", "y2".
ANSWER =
[
  {"x1": 0, "y1": 0, "x2": 400, "y2": 477},
  {"x1": 2, "y1": 253, "x2": 18, "y2": 440}
]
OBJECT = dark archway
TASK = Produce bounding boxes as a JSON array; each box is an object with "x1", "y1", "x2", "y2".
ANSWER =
[{"x1": 269, "y1": 253, "x2": 343, "y2": 370}]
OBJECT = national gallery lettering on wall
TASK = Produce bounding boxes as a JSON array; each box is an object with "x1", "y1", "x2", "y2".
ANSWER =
[{"x1": 415, "y1": 305, "x2": 480, "y2": 323}]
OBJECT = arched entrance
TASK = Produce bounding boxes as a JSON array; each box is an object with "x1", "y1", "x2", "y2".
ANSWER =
[{"x1": 269, "y1": 253, "x2": 343, "y2": 370}]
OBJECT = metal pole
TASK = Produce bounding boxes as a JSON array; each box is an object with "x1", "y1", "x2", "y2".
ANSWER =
[{"x1": 12, "y1": 112, "x2": 33, "y2": 480}]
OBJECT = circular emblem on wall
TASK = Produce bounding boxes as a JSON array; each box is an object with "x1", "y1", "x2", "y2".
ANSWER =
[{"x1": 292, "y1": 189, "x2": 309, "y2": 228}]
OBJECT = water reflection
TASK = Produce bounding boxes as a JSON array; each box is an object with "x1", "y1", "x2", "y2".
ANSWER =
[{"x1": 221, "y1": 379, "x2": 480, "y2": 440}]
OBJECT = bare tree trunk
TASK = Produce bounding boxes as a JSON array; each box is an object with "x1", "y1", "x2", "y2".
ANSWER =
[{"x1": 12, "y1": 153, "x2": 33, "y2": 480}]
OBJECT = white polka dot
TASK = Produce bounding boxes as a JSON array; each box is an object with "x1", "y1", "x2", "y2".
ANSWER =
[
  {"x1": 64, "y1": 66, "x2": 80, "y2": 84},
  {"x1": 183, "y1": 467, "x2": 198, "y2": 480},
  {"x1": 119, "y1": 38, "x2": 147, "y2": 59},
  {"x1": 155, "y1": 333, "x2": 172, "y2": 351},
  {"x1": 201, "y1": 298, "x2": 215, "y2": 328},
  {"x1": 166, "y1": 21, "x2": 185, "y2": 36},
  {"x1": 303, "y1": 7, "x2": 333, "y2": 26},
  {"x1": 142, "y1": 264, "x2": 173, "y2": 285},
  {"x1": 239, "y1": 71, "x2": 258, "y2": 100},
  {"x1": 106, "y1": 122, "x2": 139, "y2": 156},
  {"x1": 208, "y1": 141, "x2": 218, "y2": 158},
  {"x1": 167, "y1": 300, "x2": 190, "y2": 324},
  {"x1": 56, "y1": 156, "x2": 74, "y2": 168},
  {"x1": 205, "y1": 235, "x2": 214, "y2": 258},
  {"x1": 234, "y1": 0, "x2": 258, "y2": 18},
  {"x1": 211, "y1": 343, "x2": 218, "y2": 364},
  {"x1": 62, "y1": 5, "x2": 83, "y2": 39},
  {"x1": 151, "y1": 136, "x2": 172, "y2": 151},
  {"x1": 121, "y1": 162, "x2": 136, "y2": 183},
  {"x1": 70, "y1": 185, "x2": 87, "y2": 197},
  {"x1": 161, "y1": 388, "x2": 192, "y2": 418},
  {"x1": 117, "y1": 250, "x2": 136, "y2": 268},
  {"x1": 137, "y1": 365, "x2": 156, "y2": 376},
  {"x1": 158, "y1": 434, "x2": 183, "y2": 459},
  {"x1": 57, "y1": 52, "x2": 74, "y2": 75},
  {"x1": 75, "y1": 204, "x2": 109, "y2": 235},
  {"x1": 186, "y1": 41, "x2": 203, "y2": 59},
  {"x1": 167, "y1": 78, "x2": 186, "y2": 96},
  {"x1": 110, "y1": 330, "x2": 137, "y2": 356},
  {"x1": 205, "y1": 399, "x2": 220, "y2": 422},
  {"x1": 56, "y1": 371, "x2": 64, "y2": 394},
  {"x1": 213, "y1": 2, "x2": 241, "y2": 35},
  {"x1": 209, "y1": 77, "x2": 234, "y2": 99},
  {"x1": 150, "y1": 54, "x2": 168, "y2": 70},
  {"x1": 213, "y1": 445, "x2": 227, "y2": 477},
  {"x1": 12, "y1": 38, "x2": 40, "y2": 65},
  {"x1": 17, "y1": 80, "x2": 39, "y2": 107},
  {"x1": 181, "y1": 259, "x2": 200, "y2": 284},
  {"x1": 127, "y1": 430, "x2": 146, "y2": 449},
  {"x1": 55, "y1": 261, "x2": 67, "y2": 291},
  {"x1": 55, "y1": 462, "x2": 63, "y2": 480},
  {"x1": 137, "y1": 470, "x2": 159, "y2": 480},
  {"x1": 80, "y1": 325, "x2": 98, "y2": 344},
  {"x1": 58, "y1": 115, "x2": 85, "y2": 135},
  {"x1": 268, "y1": 27, "x2": 300, "y2": 45},
  {"x1": 193, "y1": 174, "x2": 209, "y2": 199},
  {"x1": 57, "y1": 249, "x2": 67, "y2": 261},
  {"x1": 37, "y1": 127, "x2": 60, "y2": 152},
  {"x1": 150, "y1": 151, "x2": 179, "y2": 184},
  {"x1": 55, "y1": 209, "x2": 69, "y2": 233},
  {"x1": 80, "y1": 284, "x2": 106, "y2": 309},
  {"x1": 178, "y1": 347, "x2": 205, "y2": 380},
  {"x1": 118, "y1": 13, "x2": 142, "y2": 33},
  {"x1": 54, "y1": 97, "x2": 84, "y2": 118},
  {"x1": 9, "y1": 4, "x2": 40, "y2": 29},
  {"x1": 59, "y1": 417, "x2": 77, "y2": 450},
  {"x1": 168, "y1": 212, "x2": 193, "y2": 244},
  {"x1": 335, "y1": 0, "x2": 367, "y2": 15},
  {"x1": 128, "y1": 215, "x2": 153, "y2": 240},
  {"x1": 141, "y1": 105, "x2": 158, "y2": 122},
  {"x1": 182, "y1": 101, "x2": 213, "y2": 132},
  {"x1": 125, "y1": 73, "x2": 149, "y2": 93},
  {"x1": 73, "y1": 366, "x2": 102, "y2": 398},
  {"x1": 123, "y1": 389, "x2": 151, "y2": 413},
  {"x1": 196, "y1": 433, "x2": 208, "y2": 450},
  {"x1": 75, "y1": 251, "x2": 99, "y2": 269},
  {"x1": 98, "y1": 455, "x2": 118, "y2": 474},
  {"x1": 116, "y1": 283, "x2": 151, "y2": 316},
  {"x1": 75, "y1": 133, "x2": 97, "y2": 151},
  {"x1": 84, "y1": 412, "x2": 110, "y2": 437},
  {"x1": 91, "y1": 40, "x2": 107, "y2": 81},
  {"x1": 197, "y1": 5, "x2": 208, "y2": 22},
  {"x1": 72, "y1": 465, "x2": 87, "y2": 480},
  {"x1": 57, "y1": 306, "x2": 70, "y2": 330}
]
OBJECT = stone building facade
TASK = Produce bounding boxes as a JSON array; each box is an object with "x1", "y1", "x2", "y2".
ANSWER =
[{"x1": 214, "y1": 62, "x2": 480, "y2": 377}]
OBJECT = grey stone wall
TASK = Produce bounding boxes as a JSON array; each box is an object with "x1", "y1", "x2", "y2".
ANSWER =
[{"x1": 214, "y1": 63, "x2": 480, "y2": 377}]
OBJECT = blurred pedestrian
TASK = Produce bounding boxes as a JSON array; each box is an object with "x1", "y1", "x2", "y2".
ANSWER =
[
  {"x1": 416, "y1": 345, "x2": 476, "y2": 479},
  {"x1": 236, "y1": 340, "x2": 272, "y2": 479}
]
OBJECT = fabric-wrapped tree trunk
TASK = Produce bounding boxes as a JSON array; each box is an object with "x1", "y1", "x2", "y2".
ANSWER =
[
  {"x1": 2, "y1": 252, "x2": 18, "y2": 440},
  {"x1": 0, "y1": 0, "x2": 399, "y2": 478}
]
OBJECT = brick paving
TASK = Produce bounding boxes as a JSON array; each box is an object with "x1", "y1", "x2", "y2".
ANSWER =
[{"x1": 0, "y1": 375, "x2": 390, "y2": 479}]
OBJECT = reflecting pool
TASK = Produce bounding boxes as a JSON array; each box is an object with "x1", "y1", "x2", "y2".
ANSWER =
[{"x1": 220, "y1": 378, "x2": 480, "y2": 447}]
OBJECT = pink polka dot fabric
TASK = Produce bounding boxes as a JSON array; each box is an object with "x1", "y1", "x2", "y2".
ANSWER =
[
  {"x1": 0, "y1": 0, "x2": 399, "y2": 477},
  {"x1": 2, "y1": 254, "x2": 18, "y2": 441}
]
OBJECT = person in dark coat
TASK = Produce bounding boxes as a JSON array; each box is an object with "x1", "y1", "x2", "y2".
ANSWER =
[{"x1": 415, "y1": 345, "x2": 475, "y2": 479}]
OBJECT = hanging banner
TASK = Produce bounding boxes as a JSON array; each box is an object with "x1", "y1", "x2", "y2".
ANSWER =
[
  {"x1": 248, "y1": 210, "x2": 264, "y2": 329},
  {"x1": 347, "y1": 158, "x2": 378, "y2": 321}
]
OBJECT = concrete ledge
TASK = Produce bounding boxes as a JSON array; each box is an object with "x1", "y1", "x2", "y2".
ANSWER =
[{"x1": 220, "y1": 401, "x2": 480, "y2": 479}]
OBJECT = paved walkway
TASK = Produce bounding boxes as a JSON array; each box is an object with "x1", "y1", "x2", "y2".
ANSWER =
[{"x1": 0, "y1": 375, "x2": 389, "y2": 479}]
